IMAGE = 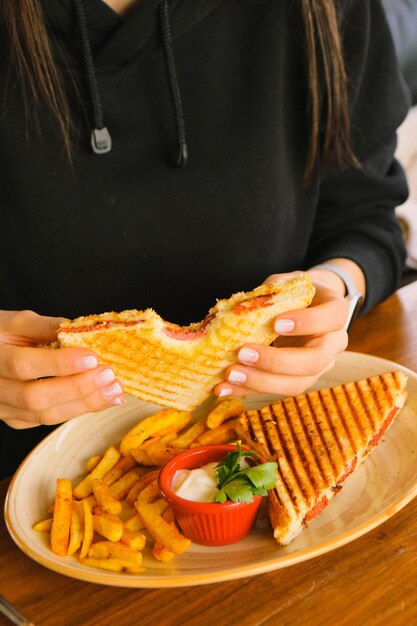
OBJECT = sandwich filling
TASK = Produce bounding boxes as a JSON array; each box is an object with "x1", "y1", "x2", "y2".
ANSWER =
[
  {"x1": 233, "y1": 294, "x2": 275, "y2": 314},
  {"x1": 59, "y1": 320, "x2": 143, "y2": 333},
  {"x1": 163, "y1": 313, "x2": 216, "y2": 341},
  {"x1": 302, "y1": 404, "x2": 400, "y2": 525}
]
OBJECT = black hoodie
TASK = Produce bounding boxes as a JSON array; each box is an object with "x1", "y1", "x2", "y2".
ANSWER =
[{"x1": 0, "y1": 0, "x2": 410, "y2": 476}]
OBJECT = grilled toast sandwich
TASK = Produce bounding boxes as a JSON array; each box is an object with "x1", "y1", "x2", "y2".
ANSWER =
[
  {"x1": 58, "y1": 273, "x2": 315, "y2": 411},
  {"x1": 235, "y1": 371, "x2": 408, "y2": 545}
]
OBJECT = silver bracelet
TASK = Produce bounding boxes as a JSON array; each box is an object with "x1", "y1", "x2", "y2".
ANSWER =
[{"x1": 309, "y1": 263, "x2": 363, "y2": 331}]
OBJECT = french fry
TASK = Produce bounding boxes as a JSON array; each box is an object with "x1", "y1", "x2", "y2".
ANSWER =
[
  {"x1": 67, "y1": 501, "x2": 84, "y2": 556},
  {"x1": 120, "y1": 409, "x2": 192, "y2": 456},
  {"x1": 32, "y1": 518, "x2": 53, "y2": 532},
  {"x1": 130, "y1": 444, "x2": 154, "y2": 466},
  {"x1": 152, "y1": 507, "x2": 176, "y2": 563},
  {"x1": 124, "y1": 498, "x2": 169, "y2": 531},
  {"x1": 171, "y1": 417, "x2": 207, "y2": 449},
  {"x1": 206, "y1": 399, "x2": 244, "y2": 429},
  {"x1": 50, "y1": 478, "x2": 72, "y2": 556},
  {"x1": 85, "y1": 454, "x2": 102, "y2": 473},
  {"x1": 92, "y1": 478, "x2": 122, "y2": 515},
  {"x1": 131, "y1": 441, "x2": 183, "y2": 467},
  {"x1": 120, "y1": 528, "x2": 146, "y2": 551},
  {"x1": 124, "y1": 511, "x2": 145, "y2": 532},
  {"x1": 146, "y1": 442, "x2": 183, "y2": 466},
  {"x1": 81, "y1": 557, "x2": 143, "y2": 574},
  {"x1": 79, "y1": 494, "x2": 97, "y2": 512},
  {"x1": 102, "y1": 455, "x2": 137, "y2": 486},
  {"x1": 88, "y1": 541, "x2": 143, "y2": 566},
  {"x1": 194, "y1": 422, "x2": 237, "y2": 446},
  {"x1": 152, "y1": 542, "x2": 175, "y2": 563},
  {"x1": 73, "y1": 446, "x2": 121, "y2": 499},
  {"x1": 136, "y1": 482, "x2": 191, "y2": 555},
  {"x1": 108, "y1": 470, "x2": 141, "y2": 500},
  {"x1": 160, "y1": 431, "x2": 179, "y2": 444},
  {"x1": 80, "y1": 499, "x2": 94, "y2": 559},
  {"x1": 125, "y1": 469, "x2": 160, "y2": 507},
  {"x1": 93, "y1": 513, "x2": 123, "y2": 542}
]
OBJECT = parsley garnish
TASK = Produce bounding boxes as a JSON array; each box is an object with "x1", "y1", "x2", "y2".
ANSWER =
[{"x1": 213, "y1": 443, "x2": 277, "y2": 503}]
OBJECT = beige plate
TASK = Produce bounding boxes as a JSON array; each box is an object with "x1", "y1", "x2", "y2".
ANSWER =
[{"x1": 4, "y1": 351, "x2": 417, "y2": 588}]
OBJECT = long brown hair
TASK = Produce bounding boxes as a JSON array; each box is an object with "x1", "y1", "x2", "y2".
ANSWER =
[{"x1": 0, "y1": 0, "x2": 359, "y2": 178}]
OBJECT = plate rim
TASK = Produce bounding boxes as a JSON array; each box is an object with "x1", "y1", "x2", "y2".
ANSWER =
[{"x1": 4, "y1": 351, "x2": 417, "y2": 588}]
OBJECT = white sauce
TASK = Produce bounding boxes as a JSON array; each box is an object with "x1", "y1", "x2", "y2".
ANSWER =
[{"x1": 172, "y1": 458, "x2": 250, "y2": 503}]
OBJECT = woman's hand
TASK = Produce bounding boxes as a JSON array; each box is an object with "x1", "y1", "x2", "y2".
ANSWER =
[
  {"x1": 214, "y1": 271, "x2": 350, "y2": 399},
  {"x1": 0, "y1": 310, "x2": 124, "y2": 429}
]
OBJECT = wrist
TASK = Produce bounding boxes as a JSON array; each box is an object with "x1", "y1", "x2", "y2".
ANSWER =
[
  {"x1": 307, "y1": 267, "x2": 346, "y2": 296},
  {"x1": 308, "y1": 262, "x2": 364, "y2": 330}
]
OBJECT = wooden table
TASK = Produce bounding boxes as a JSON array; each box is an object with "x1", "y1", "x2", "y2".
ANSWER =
[{"x1": 2, "y1": 282, "x2": 417, "y2": 626}]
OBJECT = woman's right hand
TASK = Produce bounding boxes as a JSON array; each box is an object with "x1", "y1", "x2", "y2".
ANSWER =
[{"x1": 0, "y1": 310, "x2": 125, "y2": 429}]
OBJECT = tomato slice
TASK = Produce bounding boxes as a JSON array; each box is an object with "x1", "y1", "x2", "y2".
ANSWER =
[
  {"x1": 368, "y1": 407, "x2": 399, "y2": 449},
  {"x1": 60, "y1": 320, "x2": 140, "y2": 333},
  {"x1": 163, "y1": 326, "x2": 207, "y2": 340},
  {"x1": 163, "y1": 313, "x2": 215, "y2": 341},
  {"x1": 233, "y1": 294, "x2": 274, "y2": 315},
  {"x1": 303, "y1": 495, "x2": 329, "y2": 526}
]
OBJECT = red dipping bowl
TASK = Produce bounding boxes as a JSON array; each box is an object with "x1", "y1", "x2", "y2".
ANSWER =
[{"x1": 158, "y1": 444, "x2": 263, "y2": 546}]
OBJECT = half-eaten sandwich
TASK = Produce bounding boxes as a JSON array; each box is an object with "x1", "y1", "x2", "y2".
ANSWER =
[
  {"x1": 235, "y1": 370, "x2": 408, "y2": 545},
  {"x1": 58, "y1": 273, "x2": 315, "y2": 411}
]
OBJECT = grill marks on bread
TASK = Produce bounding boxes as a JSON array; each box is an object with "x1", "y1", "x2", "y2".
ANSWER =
[
  {"x1": 236, "y1": 371, "x2": 408, "y2": 544},
  {"x1": 58, "y1": 274, "x2": 315, "y2": 411}
]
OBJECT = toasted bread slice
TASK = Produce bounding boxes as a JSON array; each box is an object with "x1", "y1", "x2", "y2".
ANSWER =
[
  {"x1": 58, "y1": 273, "x2": 315, "y2": 411},
  {"x1": 235, "y1": 371, "x2": 408, "y2": 545}
]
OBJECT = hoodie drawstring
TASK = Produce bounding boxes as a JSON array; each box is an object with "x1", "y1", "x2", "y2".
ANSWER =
[
  {"x1": 159, "y1": 0, "x2": 188, "y2": 167},
  {"x1": 73, "y1": 0, "x2": 112, "y2": 154},
  {"x1": 72, "y1": 0, "x2": 187, "y2": 166}
]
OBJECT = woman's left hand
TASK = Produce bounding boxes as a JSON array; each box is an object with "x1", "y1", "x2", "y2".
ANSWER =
[{"x1": 214, "y1": 272, "x2": 350, "y2": 399}]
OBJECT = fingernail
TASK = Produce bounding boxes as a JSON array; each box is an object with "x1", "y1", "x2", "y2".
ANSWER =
[
  {"x1": 228, "y1": 370, "x2": 247, "y2": 384},
  {"x1": 102, "y1": 382, "x2": 123, "y2": 399},
  {"x1": 238, "y1": 348, "x2": 259, "y2": 363},
  {"x1": 274, "y1": 319, "x2": 295, "y2": 333},
  {"x1": 110, "y1": 397, "x2": 123, "y2": 406},
  {"x1": 218, "y1": 388, "x2": 233, "y2": 397},
  {"x1": 95, "y1": 368, "x2": 115, "y2": 386},
  {"x1": 77, "y1": 355, "x2": 99, "y2": 370}
]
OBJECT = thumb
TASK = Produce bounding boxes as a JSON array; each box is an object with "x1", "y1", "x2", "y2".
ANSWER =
[{"x1": 0, "y1": 310, "x2": 69, "y2": 346}]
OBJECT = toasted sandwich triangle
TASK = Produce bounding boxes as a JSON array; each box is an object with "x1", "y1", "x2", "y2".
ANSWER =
[
  {"x1": 235, "y1": 370, "x2": 408, "y2": 545},
  {"x1": 58, "y1": 273, "x2": 315, "y2": 411}
]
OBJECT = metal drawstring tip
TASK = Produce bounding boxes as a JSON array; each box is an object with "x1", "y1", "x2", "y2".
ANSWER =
[
  {"x1": 91, "y1": 127, "x2": 112, "y2": 154},
  {"x1": 175, "y1": 142, "x2": 188, "y2": 167}
]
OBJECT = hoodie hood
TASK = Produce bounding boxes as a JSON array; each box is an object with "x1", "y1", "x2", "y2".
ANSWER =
[
  {"x1": 41, "y1": 0, "x2": 223, "y2": 67},
  {"x1": 40, "y1": 0, "x2": 222, "y2": 159}
]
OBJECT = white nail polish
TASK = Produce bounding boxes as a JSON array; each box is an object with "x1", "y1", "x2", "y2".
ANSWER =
[
  {"x1": 103, "y1": 382, "x2": 123, "y2": 399},
  {"x1": 274, "y1": 319, "x2": 295, "y2": 333},
  {"x1": 228, "y1": 370, "x2": 247, "y2": 384},
  {"x1": 218, "y1": 388, "x2": 233, "y2": 397},
  {"x1": 238, "y1": 348, "x2": 259, "y2": 363},
  {"x1": 95, "y1": 368, "x2": 115, "y2": 386},
  {"x1": 78, "y1": 355, "x2": 98, "y2": 370}
]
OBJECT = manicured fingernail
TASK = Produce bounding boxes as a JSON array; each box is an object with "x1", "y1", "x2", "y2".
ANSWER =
[
  {"x1": 238, "y1": 348, "x2": 259, "y2": 363},
  {"x1": 228, "y1": 370, "x2": 247, "y2": 384},
  {"x1": 95, "y1": 368, "x2": 115, "y2": 386},
  {"x1": 110, "y1": 397, "x2": 123, "y2": 406},
  {"x1": 77, "y1": 355, "x2": 98, "y2": 370},
  {"x1": 274, "y1": 319, "x2": 295, "y2": 333},
  {"x1": 218, "y1": 388, "x2": 233, "y2": 397},
  {"x1": 102, "y1": 382, "x2": 123, "y2": 399}
]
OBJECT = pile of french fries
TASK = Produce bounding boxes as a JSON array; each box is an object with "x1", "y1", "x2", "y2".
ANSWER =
[{"x1": 33, "y1": 398, "x2": 244, "y2": 574}]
